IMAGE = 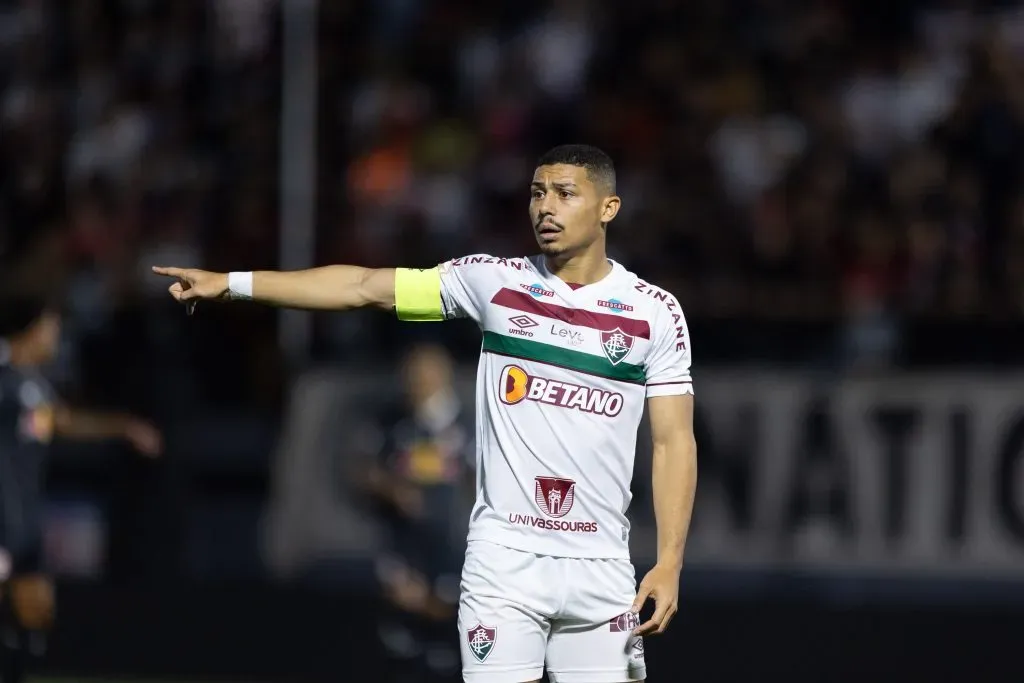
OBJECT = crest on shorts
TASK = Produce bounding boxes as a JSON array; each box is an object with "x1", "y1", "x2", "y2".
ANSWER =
[
  {"x1": 600, "y1": 328, "x2": 634, "y2": 365},
  {"x1": 609, "y1": 611, "x2": 640, "y2": 632},
  {"x1": 466, "y1": 624, "x2": 496, "y2": 662},
  {"x1": 534, "y1": 476, "x2": 576, "y2": 518}
]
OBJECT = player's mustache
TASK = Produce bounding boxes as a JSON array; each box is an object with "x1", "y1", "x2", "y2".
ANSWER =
[{"x1": 535, "y1": 217, "x2": 562, "y2": 230}]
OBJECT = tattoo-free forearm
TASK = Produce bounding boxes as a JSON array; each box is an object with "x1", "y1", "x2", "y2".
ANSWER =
[
  {"x1": 250, "y1": 266, "x2": 396, "y2": 311},
  {"x1": 651, "y1": 435, "x2": 697, "y2": 569}
]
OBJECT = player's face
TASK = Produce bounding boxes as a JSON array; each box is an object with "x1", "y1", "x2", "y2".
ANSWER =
[{"x1": 529, "y1": 164, "x2": 620, "y2": 257}]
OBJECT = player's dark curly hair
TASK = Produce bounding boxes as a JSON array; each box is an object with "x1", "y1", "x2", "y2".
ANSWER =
[{"x1": 536, "y1": 144, "x2": 616, "y2": 194}]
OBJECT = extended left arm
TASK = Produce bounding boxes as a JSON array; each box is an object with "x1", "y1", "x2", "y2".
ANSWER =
[
  {"x1": 632, "y1": 393, "x2": 697, "y2": 635},
  {"x1": 54, "y1": 406, "x2": 163, "y2": 457}
]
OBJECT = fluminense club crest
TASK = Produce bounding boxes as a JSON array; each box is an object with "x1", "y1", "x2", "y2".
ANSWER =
[
  {"x1": 466, "y1": 624, "x2": 497, "y2": 662},
  {"x1": 534, "y1": 476, "x2": 576, "y2": 518},
  {"x1": 600, "y1": 328, "x2": 635, "y2": 365}
]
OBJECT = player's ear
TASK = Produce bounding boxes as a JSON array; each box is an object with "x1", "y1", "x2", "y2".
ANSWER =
[{"x1": 601, "y1": 195, "x2": 621, "y2": 224}]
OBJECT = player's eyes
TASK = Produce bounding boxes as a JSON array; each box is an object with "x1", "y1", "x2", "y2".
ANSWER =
[
  {"x1": 531, "y1": 191, "x2": 544, "y2": 199},
  {"x1": 559, "y1": 191, "x2": 573, "y2": 199}
]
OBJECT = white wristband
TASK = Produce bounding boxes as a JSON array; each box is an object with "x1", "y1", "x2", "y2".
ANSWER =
[{"x1": 228, "y1": 271, "x2": 254, "y2": 300}]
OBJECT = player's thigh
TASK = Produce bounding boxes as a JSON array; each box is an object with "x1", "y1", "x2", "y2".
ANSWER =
[
  {"x1": 458, "y1": 593, "x2": 548, "y2": 683},
  {"x1": 547, "y1": 557, "x2": 645, "y2": 683},
  {"x1": 459, "y1": 541, "x2": 556, "y2": 683},
  {"x1": 546, "y1": 618, "x2": 646, "y2": 683}
]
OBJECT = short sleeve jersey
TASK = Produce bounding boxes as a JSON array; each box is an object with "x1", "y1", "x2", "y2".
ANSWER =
[{"x1": 436, "y1": 255, "x2": 693, "y2": 559}]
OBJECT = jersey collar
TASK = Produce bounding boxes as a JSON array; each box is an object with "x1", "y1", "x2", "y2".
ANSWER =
[{"x1": 537, "y1": 258, "x2": 623, "y2": 299}]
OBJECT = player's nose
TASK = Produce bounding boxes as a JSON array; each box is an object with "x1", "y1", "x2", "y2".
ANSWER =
[{"x1": 536, "y1": 209, "x2": 557, "y2": 226}]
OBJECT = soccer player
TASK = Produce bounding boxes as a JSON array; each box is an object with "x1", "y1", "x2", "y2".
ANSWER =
[
  {"x1": 153, "y1": 144, "x2": 698, "y2": 683},
  {"x1": 0, "y1": 293, "x2": 163, "y2": 683}
]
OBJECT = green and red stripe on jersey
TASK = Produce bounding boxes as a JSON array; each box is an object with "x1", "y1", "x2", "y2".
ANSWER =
[
  {"x1": 490, "y1": 288, "x2": 651, "y2": 339},
  {"x1": 482, "y1": 332, "x2": 646, "y2": 384}
]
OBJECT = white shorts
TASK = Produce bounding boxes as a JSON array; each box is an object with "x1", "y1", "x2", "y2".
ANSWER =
[{"x1": 458, "y1": 540, "x2": 646, "y2": 683}]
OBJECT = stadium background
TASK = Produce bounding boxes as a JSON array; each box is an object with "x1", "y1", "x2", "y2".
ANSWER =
[{"x1": 2, "y1": 0, "x2": 1024, "y2": 680}]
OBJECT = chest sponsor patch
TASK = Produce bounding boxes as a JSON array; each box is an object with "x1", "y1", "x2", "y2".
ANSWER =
[{"x1": 499, "y1": 364, "x2": 623, "y2": 417}]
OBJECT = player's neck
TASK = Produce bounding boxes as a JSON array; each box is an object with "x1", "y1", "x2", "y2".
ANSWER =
[{"x1": 544, "y1": 247, "x2": 612, "y2": 287}]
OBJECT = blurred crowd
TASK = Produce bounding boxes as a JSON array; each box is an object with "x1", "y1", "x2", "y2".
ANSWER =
[
  {"x1": 328, "y1": 0, "x2": 1024, "y2": 328},
  {"x1": 0, "y1": 4, "x2": 1018, "y2": 679},
  {"x1": 0, "y1": 0, "x2": 1022, "y2": 384},
  {"x1": 0, "y1": 0, "x2": 283, "y2": 411}
]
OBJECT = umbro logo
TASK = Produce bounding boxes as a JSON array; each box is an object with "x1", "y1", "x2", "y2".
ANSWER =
[
  {"x1": 509, "y1": 315, "x2": 538, "y2": 329},
  {"x1": 508, "y1": 315, "x2": 538, "y2": 338}
]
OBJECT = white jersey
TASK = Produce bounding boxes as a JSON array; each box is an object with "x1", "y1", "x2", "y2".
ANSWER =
[{"x1": 437, "y1": 254, "x2": 694, "y2": 560}]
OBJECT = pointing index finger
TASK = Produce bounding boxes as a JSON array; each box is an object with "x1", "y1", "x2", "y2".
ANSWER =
[{"x1": 152, "y1": 266, "x2": 185, "y2": 278}]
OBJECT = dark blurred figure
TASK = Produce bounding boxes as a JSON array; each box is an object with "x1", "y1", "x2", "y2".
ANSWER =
[
  {"x1": 364, "y1": 343, "x2": 473, "y2": 683},
  {"x1": 0, "y1": 292, "x2": 162, "y2": 683}
]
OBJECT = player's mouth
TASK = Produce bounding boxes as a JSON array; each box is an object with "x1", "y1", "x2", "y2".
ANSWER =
[{"x1": 536, "y1": 219, "x2": 562, "y2": 238}]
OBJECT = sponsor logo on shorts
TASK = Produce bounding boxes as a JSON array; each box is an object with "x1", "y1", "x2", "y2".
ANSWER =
[
  {"x1": 600, "y1": 328, "x2": 635, "y2": 365},
  {"x1": 508, "y1": 315, "x2": 538, "y2": 337},
  {"x1": 630, "y1": 636, "x2": 645, "y2": 664},
  {"x1": 597, "y1": 298, "x2": 633, "y2": 313},
  {"x1": 466, "y1": 624, "x2": 496, "y2": 662},
  {"x1": 520, "y1": 282, "x2": 554, "y2": 298},
  {"x1": 610, "y1": 612, "x2": 641, "y2": 633},
  {"x1": 498, "y1": 365, "x2": 624, "y2": 417}
]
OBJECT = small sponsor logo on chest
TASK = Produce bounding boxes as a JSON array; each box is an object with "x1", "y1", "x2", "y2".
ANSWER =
[
  {"x1": 598, "y1": 298, "x2": 634, "y2": 313},
  {"x1": 507, "y1": 315, "x2": 539, "y2": 337},
  {"x1": 548, "y1": 324, "x2": 585, "y2": 346}
]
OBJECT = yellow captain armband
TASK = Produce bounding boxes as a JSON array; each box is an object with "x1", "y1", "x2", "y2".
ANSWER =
[{"x1": 394, "y1": 267, "x2": 444, "y2": 321}]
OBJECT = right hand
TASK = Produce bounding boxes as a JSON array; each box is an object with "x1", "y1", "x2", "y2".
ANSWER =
[{"x1": 151, "y1": 267, "x2": 229, "y2": 304}]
